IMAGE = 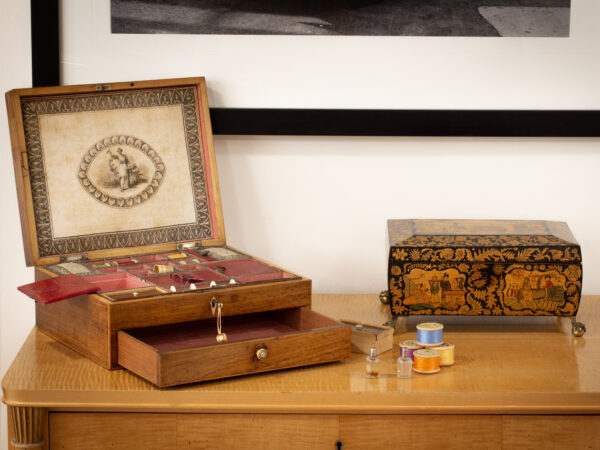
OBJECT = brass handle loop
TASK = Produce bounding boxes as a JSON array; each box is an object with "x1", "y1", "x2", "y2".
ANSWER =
[{"x1": 211, "y1": 297, "x2": 227, "y2": 343}]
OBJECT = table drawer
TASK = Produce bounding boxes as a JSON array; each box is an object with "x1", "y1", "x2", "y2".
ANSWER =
[
  {"x1": 48, "y1": 412, "x2": 339, "y2": 450},
  {"x1": 118, "y1": 307, "x2": 350, "y2": 387},
  {"x1": 47, "y1": 412, "x2": 600, "y2": 449}
]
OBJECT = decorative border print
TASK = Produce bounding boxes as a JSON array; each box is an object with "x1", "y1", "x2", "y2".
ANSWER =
[
  {"x1": 390, "y1": 240, "x2": 581, "y2": 264},
  {"x1": 389, "y1": 262, "x2": 581, "y2": 317},
  {"x1": 21, "y1": 86, "x2": 213, "y2": 257}
]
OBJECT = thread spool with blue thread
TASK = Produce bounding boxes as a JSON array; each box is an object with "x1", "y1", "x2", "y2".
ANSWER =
[{"x1": 416, "y1": 322, "x2": 444, "y2": 347}]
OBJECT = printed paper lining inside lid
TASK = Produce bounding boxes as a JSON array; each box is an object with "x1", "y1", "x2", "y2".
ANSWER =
[{"x1": 20, "y1": 83, "x2": 221, "y2": 262}]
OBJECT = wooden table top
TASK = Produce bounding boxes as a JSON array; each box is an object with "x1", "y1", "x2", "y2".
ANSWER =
[{"x1": 3, "y1": 294, "x2": 599, "y2": 414}]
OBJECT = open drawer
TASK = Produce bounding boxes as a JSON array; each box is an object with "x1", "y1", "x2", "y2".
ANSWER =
[{"x1": 118, "y1": 307, "x2": 351, "y2": 387}]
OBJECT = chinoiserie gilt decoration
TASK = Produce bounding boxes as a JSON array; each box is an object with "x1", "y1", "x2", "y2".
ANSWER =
[
  {"x1": 385, "y1": 220, "x2": 584, "y2": 334},
  {"x1": 78, "y1": 135, "x2": 166, "y2": 208}
]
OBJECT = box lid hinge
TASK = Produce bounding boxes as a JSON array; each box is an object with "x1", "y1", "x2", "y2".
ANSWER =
[
  {"x1": 60, "y1": 254, "x2": 89, "y2": 263},
  {"x1": 177, "y1": 242, "x2": 204, "y2": 252}
]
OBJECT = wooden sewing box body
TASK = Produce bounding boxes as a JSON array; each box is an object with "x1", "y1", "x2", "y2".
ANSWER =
[
  {"x1": 386, "y1": 219, "x2": 583, "y2": 319},
  {"x1": 6, "y1": 77, "x2": 350, "y2": 387}
]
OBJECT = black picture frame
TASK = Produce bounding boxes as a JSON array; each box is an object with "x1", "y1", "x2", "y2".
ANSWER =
[{"x1": 31, "y1": 0, "x2": 600, "y2": 137}]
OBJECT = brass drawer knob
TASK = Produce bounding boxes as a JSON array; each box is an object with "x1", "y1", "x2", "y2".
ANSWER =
[{"x1": 256, "y1": 347, "x2": 268, "y2": 360}]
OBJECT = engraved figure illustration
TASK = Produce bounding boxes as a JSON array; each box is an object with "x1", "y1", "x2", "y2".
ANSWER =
[
  {"x1": 503, "y1": 269, "x2": 566, "y2": 312},
  {"x1": 78, "y1": 135, "x2": 166, "y2": 208},
  {"x1": 404, "y1": 268, "x2": 467, "y2": 311},
  {"x1": 106, "y1": 147, "x2": 145, "y2": 191}
]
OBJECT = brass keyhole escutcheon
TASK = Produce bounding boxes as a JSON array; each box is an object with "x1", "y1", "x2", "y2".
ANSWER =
[{"x1": 256, "y1": 347, "x2": 268, "y2": 360}]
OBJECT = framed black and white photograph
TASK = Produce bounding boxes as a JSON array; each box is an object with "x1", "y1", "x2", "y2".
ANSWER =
[{"x1": 111, "y1": 0, "x2": 571, "y2": 37}]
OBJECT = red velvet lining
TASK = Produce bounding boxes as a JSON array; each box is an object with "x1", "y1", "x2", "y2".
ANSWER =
[
  {"x1": 83, "y1": 273, "x2": 151, "y2": 292},
  {"x1": 205, "y1": 259, "x2": 279, "y2": 276},
  {"x1": 136, "y1": 254, "x2": 167, "y2": 262},
  {"x1": 128, "y1": 316, "x2": 296, "y2": 351},
  {"x1": 18, "y1": 274, "x2": 100, "y2": 304}
]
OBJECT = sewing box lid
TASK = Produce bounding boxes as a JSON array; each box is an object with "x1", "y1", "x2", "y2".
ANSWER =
[
  {"x1": 387, "y1": 219, "x2": 581, "y2": 264},
  {"x1": 6, "y1": 77, "x2": 225, "y2": 267}
]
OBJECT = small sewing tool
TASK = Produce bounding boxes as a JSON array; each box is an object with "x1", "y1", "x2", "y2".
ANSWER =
[
  {"x1": 153, "y1": 264, "x2": 174, "y2": 273},
  {"x1": 166, "y1": 252, "x2": 187, "y2": 259}
]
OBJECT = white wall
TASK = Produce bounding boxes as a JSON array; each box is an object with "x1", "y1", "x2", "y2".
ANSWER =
[
  {"x1": 217, "y1": 135, "x2": 600, "y2": 294},
  {"x1": 62, "y1": 1, "x2": 600, "y2": 109},
  {"x1": 1, "y1": 1, "x2": 599, "y2": 448},
  {"x1": 0, "y1": 1, "x2": 33, "y2": 448}
]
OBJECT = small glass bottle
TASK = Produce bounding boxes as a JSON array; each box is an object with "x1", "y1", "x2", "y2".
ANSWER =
[
  {"x1": 397, "y1": 346, "x2": 413, "y2": 379},
  {"x1": 365, "y1": 346, "x2": 380, "y2": 378}
]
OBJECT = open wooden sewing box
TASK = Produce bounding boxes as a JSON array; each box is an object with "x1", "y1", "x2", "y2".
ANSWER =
[{"x1": 6, "y1": 77, "x2": 350, "y2": 387}]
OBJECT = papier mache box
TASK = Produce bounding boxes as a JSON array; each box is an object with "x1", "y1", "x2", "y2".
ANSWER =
[
  {"x1": 6, "y1": 77, "x2": 350, "y2": 387},
  {"x1": 383, "y1": 219, "x2": 586, "y2": 336}
]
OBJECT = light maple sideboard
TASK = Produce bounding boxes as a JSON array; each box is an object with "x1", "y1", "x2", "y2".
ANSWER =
[{"x1": 3, "y1": 294, "x2": 600, "y2": 449}]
